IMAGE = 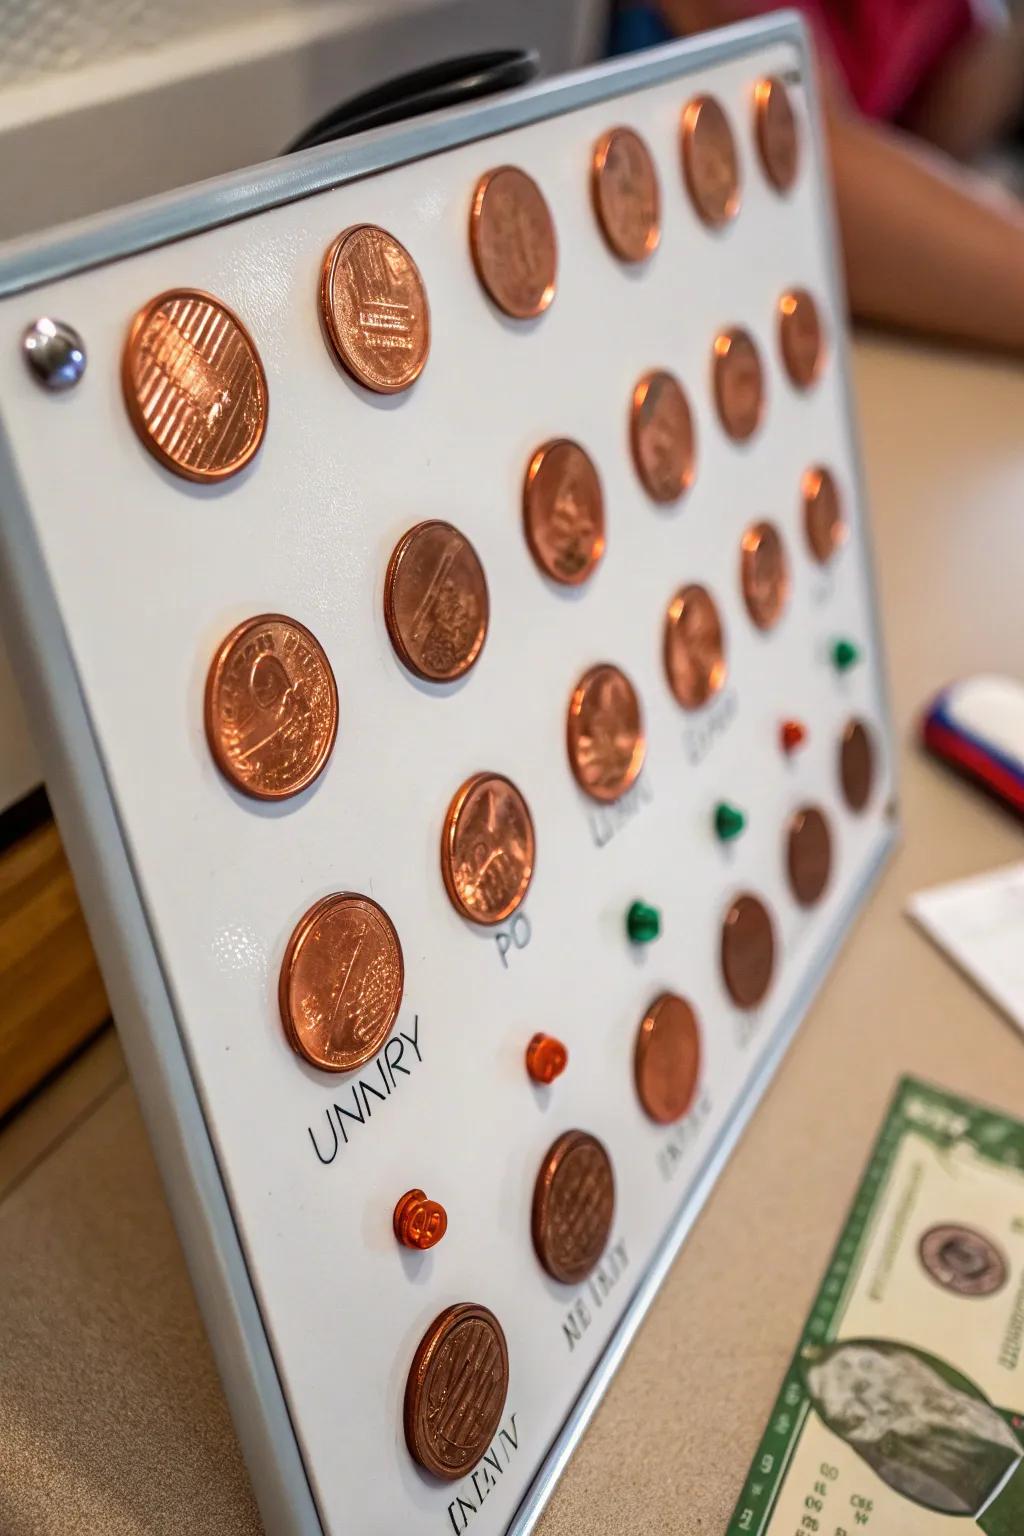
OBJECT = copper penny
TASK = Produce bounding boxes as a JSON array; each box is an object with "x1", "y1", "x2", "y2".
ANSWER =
[
  {"x1": 681, "y1": 94, "x2": 740, "y2": 227},
  {"x1": 205, "y1": 614, "x2": 338, "y2": 800},
  {"x1": 664, "y1": 584, "x2": 727, "y2": 709},
  {"x1": 404, "y1": 1303, "x2": 509, "y2": 1480},
  {"x1": 754, "y1": 77, "x2": 799, "y2": 192},
  {"x1": 635, "y1": 993, "x2": 701, "y2": 1124},
  {"x1": 523, "y1": 439, "x2": 605, "y2": 586},
  {"x1": 592, "y1": 126, "x2": 661, "y2": 263},
  {"x1": 779, "y1": 288, "x2": 825, "y2": 389},
  {"x1": 713, "y1": 328, "x2": 764, "y2": 442},
  {"x1": 787, "y1": 806, "x2": 832, "y2": 906},
  {"x1": 919, "y1": 1224, "x2": 1008, "y2": 1298},
  {"x1": 532, "y1": 1129, "x2": 615, "y2": 1284},
  {"x1": 279, "y1": 893, "x2": 404, "y2": 1072},
  {"x1": 721, "y1": 894, "x2": 775, "y2": 1009},
  {"x1": 567, "y1": 663, "x2": 646, "y2": 804},
  {"x1": 384, "y1": 521, "x2": 489, "y2": 682},
  {"x1": 469, "y1": 166, "x2": 557, "y2": 319},
  {"x1": 630, "y1": 370, "x2": 696, "y2": 504},
  {"x1": 741, "y1": 520, "x2": 790, "y2": 630},
  {"x1": 320, "y1": 224, "x2": 429, "y2": 393},
  {"x1": 840, "y1": 718, "x2": 875, "y2": 812},
  {"x1": 803, "y1": 466, "x2": 847, "y2": 563},
  {"x1": 122, "y1": 289, "x2": 267, "y2": 482},
  {"x1": 441, "y1": 772, "x2": 535, "y2": 925}
]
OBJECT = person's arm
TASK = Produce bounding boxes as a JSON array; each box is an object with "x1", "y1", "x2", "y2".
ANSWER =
[{"x1": 826, "y1": 103, "x2": 1024, "y2": 352}]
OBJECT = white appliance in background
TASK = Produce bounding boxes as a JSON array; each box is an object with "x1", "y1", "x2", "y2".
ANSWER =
[{"x1": 0, "y1": 0, "x2": 609, "y2": 813}]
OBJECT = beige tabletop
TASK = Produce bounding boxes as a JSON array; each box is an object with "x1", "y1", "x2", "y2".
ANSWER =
[{"x1": 2, "y1": 335, "x2": 1024, "y2": 1536}]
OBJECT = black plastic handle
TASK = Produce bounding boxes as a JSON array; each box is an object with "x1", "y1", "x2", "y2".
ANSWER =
[{"x1": 286, "y1": 48, "x2": 539, "y2": 155}]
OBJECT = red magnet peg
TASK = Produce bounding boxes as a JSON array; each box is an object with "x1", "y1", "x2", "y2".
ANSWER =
[
  {"x1": 394, "y1": 1189, "x2": 448, "y2": 1250},
  {"x1": 526, "y1": 1033, "x2": 568, "y2": 1085}
]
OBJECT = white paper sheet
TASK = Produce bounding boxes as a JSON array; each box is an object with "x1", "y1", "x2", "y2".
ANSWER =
[{"x1": 909, "y1": 862, "x2": 1024, "y2": 1033}]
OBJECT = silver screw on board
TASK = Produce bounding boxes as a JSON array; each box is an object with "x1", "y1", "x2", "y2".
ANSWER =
[{"x1": 22, "y1": 317, "x2": 87, "y2": 390}]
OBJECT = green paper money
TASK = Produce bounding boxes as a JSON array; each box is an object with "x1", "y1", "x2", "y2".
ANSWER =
[{"x1": 728, "y1": 1078, "x2": 1024, "y2": 1535}]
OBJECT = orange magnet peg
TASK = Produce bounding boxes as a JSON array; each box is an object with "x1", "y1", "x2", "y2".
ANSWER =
[
  {"x1": 526, "y1": 1033, "x2": 568, "y2": 1085},
  {"x1": 394, "y1": 1189, "x2": 448, "y2": 1250},
  {"x1": 781, "y1": 719, "x2": 807, "y2": 754}
]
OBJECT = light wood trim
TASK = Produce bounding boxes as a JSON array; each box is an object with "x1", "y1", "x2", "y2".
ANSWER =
[{"x1": 0, "y1": 819, "x2": 108, "y2": 1118}]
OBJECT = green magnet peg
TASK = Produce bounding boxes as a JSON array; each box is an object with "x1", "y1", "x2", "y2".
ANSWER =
[
  {"x1": 626, "y1": 901, "x2": 661, "y2": 944},
  {"x1": 832, "y1": 637, "x2": 861, "y2": 673},
  {"x1": 714, "y1": 801, "x2": 746, "y2": 841}
]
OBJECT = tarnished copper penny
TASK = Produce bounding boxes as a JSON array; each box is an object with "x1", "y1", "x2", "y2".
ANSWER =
[
  {"x1": 384, "y1": 521, "x2": 488, "y2": 681},
  {"x1": 840, "y1": 718, "x2": 875, "y2": 812},
  {"x1": 721, "y1": 894, "x2": 775, "y2": 1009},
  {"x1": 787, "y1": 806, "x2": 832, "y2": 906},
  {"x1": 532, "y1": 1130, "x2": 615, "y2": 1284},
  {"x1": 205, "y1": 614, "x2": 338, "y2": 799},
  {"x1": 442, "y1": 772, "x2": 535, "y2": 925},
  {"x1": 592, "y1": 126, "x2": 661, "y2": 263},
  {"x1": 681, "y1": 94, "x2": 740, "y2": 227},
  {"x1": 470, "y1": 166, "x2": 557, "y2": 319},
  {"x1": 754, "y1": 77, "x2": 799, "y2": 192},
  {"x1": 523, "y1": 439, "x2": 605, "y2": 586},
  {"x1": 713, "y1": 328, "x2": 764, "y2": 442},
  {"x1": 779, "y1": 288, "x2": 825, "y2": 389},
  {"x1": 630, "y1": 370, "x2": 696, "y2": 504},
  {"x1": 321, "y1": 224, "x2": 429, "y2": 393},
  {"x1": 635, "y1": 993, "x2": 701, "y2": 1124},
  {"x1": 567, "y1": 663, "x2": 646, "y2": 803},
  {"x1": 803, "y1": 466, "x2": 847, "y2": 563},
  {"x1": 122, "y1": 289, "x2": 267, "y2": 482},
  {"x1": 919, "y1": 1224, "x2": 1008, "y2": 1298},
  {"x1": 664, "y1": 584, "x2": 727, "y2": 709},
  {"x1": 279, "y1": 893, "x2": 404, "y2": 1072},
  {"x1": 741, "y1": 520, "x2": 790, "y2": 630},
  {"x1": 404, "y1": 1303, "x2": 509, "y2": 1480}
]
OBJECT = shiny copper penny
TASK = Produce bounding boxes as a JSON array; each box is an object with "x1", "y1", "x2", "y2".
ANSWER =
[
  {"x1": 803, "y1": 466, "x2": 847, "y2": 563},
  {"x1": 523, "y1": 438, "x2": 605, "y2": 586},
  {"x1": 787, "y1": 806, "x2": 832, "y2": 906},
  {"x1": 721, "y1": 894, "x2": 775, "y2": 1009},
  {"x1": 592, "y1": 126, "x2": 661, "y2": 263},
  {"x1": 919, "y1": 1224, "x2": 1008, "y2": 1298},
  {"x1": 320, "y1": 224, "x2": 429, "y2": 393},
  {"x1": 441, "y1": 772, "x2": 535, "y2": 926},
  {"x1": 681, "y1": 94, "x2": 740, "y2": 227},
  {"x1": 635, "y1": 993, "x2": 701, "y2": 1124},
  {"x1": 279, "y1": 893, "x2": 404, "y2": 1072},
  {"x1": 384, "y1": 521, "x2": 489, "y2": 682},
  {"x1": 840, "y1": 718, "x2": 875, "y2": 812},
  {"x1": 532, "y1": 1129, "x2": 615, "y2": 1285},
  {"x1": 664, "y1": 584, "x2": 727, "y2": 710},
  {"x1": 713, "y1": 328, "x2": 764, "y2": 442},
  {"x1": 205, "y1": 614, "x2": 338, "y2": 800},
  {"x1": 122, "y1": 289, "x2": 267, "y2": 482},
  {"x1": 754, "y1": 77, "x2": 799, "y2": 192},
  {"x1": 404, "y1": 1303, "x2": 509, "y2": 1480},
  {"x1": 469, "y1": 166, "x2": 557, "y2": 319},
  {"x1": 779, "y1": 288, "x2": 825, "y2": 389},
  {"x1": 741, "y1": 520, "x2": 790, "y2": 630},
  {"x1": 567, "y1": 663, "x2": 646, "y2": 804},
  {"x1": 630, "y1": 370, "x2": 696, "y2": 504}
]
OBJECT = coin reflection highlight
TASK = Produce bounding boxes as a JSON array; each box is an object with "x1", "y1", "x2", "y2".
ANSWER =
[
  {"x1": 384, "y1": 521, "x2": 489, "y2": 681},
  {"x1": 470, "y1": 165, "x2": 557, "y2": 319},
  {"x1": 122, "y1": 288, "x2": 268, "y2": 482},
  {"x1": 567, "y1": 663, "x2": 646, "y2": 803},
  {"x1": 441, "y1": 772, "x2": 535, "y2": 925},
  {"x1": 279, "y1": 893, "x2": 404, "y2": 1072},
  {"x1": 320, "y1": 224, "x2": 429, "y2": 393}
]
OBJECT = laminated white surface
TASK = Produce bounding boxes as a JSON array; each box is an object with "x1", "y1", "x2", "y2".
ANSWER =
[{"x1": 0, "y1": 29, "x2": 894, "y2": 1536}]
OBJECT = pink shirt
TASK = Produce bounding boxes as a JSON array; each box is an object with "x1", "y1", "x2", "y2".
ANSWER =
[{"x1": 745, "y1": 0, "x2": 980, "y2": 119}]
